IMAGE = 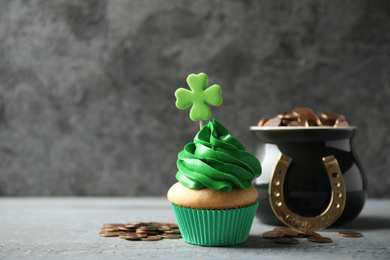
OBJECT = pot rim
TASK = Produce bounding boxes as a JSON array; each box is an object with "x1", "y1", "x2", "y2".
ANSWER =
[{"x1": 249, "y1": 126, "x2": 357, "y2": 131}]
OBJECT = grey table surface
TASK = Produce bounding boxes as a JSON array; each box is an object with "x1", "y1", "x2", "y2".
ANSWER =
[{"x1": 0, "y1": 197, "x2": 389, "y2": 260}]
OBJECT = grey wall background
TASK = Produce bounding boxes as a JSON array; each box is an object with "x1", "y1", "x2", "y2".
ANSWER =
[{"x1": 0, "y1": 0, "x2": 389, "y2": 197}]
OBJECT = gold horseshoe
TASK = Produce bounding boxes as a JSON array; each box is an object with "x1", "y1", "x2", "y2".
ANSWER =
[{"x1": 269, "y1": 154, "x2": 346, "y2": 231}]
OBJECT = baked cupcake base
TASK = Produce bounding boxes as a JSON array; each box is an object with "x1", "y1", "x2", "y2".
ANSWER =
[
  {"x1": 171, "y1": 201, "x2": 258, "y2": 246},
  {"x1": 167, "y1": 182, "x2": 258, "y2": 209}
]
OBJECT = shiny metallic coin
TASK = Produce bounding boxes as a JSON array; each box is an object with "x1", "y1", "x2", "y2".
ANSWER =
[
  {"x1": 320, "y1": 112, "x2": 341, "y2": 125},
  {"x1": 338, "y1": 231, "x2": 363, "y2": 237},
  {"x1": 158, "y1": 226, "x2": 171, "y2": 231},
  {"x1": 293, "y1": 107, "x2": 321, "y2": 126},
  {"x1": 300, "y1": 230, "x2": 322, "y2": 237},
  {"x1": 293, "y1": 107, "x2": 314, "y2": 115},
  {"x1": 274, "y1": 228, "x2": 301, "y2": 237},
  {"x1": 262, "y1": 230, "x2": 285, "y2": 239},
  {"x1": 164, "y1": 229, "x2": 181, "y2": 234},
  {"x1": 162, "y1": 234, "x2": 182, "y2": 239},
  {"x1": 278, "y1": 112, "x2": 299, "y2": 120},
  {"x1": 101, "y1": 222, "x2": 182, "y2": 241},
  {"x1": 258, "y1": 118, "x2": 268, "y2": 127},
  {"x1": 335, "y1": 117, "x2": 349, "y2": 126},
  {"x1": 288, "y1": 120, "x2": 305, "y2": 126},
  {"x1": 125, "y1": 224, "x2": 140, "y2": 229},
  {"x1": 280, "y1": 112, "x2": 300, "y2": 126},
  {"x1": 319, "y1": 117, "x2": 333, "y2": 126},
  {"x1": 274, "y1": 237, "x2": 299, "y2": 244},
  {"x1": 103, "y1": 223, "x2": 125, "y2": 228},
  {"x1": 321, "y1": 112, "x2": 341, "y2": 120},
  {"x1": 259, "y1": 108, "x2": 349, "y2": 127},
  {"x1": 99, "y1": 231, "x2": 124, "y2": 237},
  {"x1": 119, "y1": 232, "x2": 146, "y2": 240},
  {"x1": 137, "y1": 225, "x2": 158, "y2": 231},
  {"x1": 163, "y1": 223, "x2": 179, "y2": 228},
  {"x1": 141, "y1": 235, "x2": 163, "y2": 241},
  {"x1": 118, "y1": 226, "x2": 135, "y2": 231},
  {"x1": 307, "y1": 236, "x2": 333, "y2": 243},
  {"x1": 102, "y1": 224, "x2": 126, "y2": 231},
  {"x1": 262, "y1": 117, "x2": 282, "y2": 127}
]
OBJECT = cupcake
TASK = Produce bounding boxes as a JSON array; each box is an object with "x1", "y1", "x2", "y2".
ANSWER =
[{"x1": 168, "y1": 119, "x2": 261, "y2": 246}]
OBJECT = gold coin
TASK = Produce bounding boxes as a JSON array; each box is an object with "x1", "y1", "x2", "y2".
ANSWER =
[
  {"x1": 141, "y1": 235, "x2": 163, "y2": 241},
  {"x1": 137, "y1": 225, "x2": 158, "y2": 231},
  {"x1": 102, "y1": 224, "x2": 126, "y2": 232},
  {"x1": 288, "y1": 120, "x2": 306, "y2": 126},
  {"x1": 273, "y1": 228, "x2": 301, "y2": 237},
  {"x1": 307, "y1": 236, "x2": 333, "y2": 243},
  {"x1": 119, "y1": 232, "x2": 145, "y2": 240},
  {"x1": 335, "y1": 118, "x2": 349, "y2": 126},
  {"x1": 162, "y1": 234, "x2": 182, "y2": 239},
  {"x1": 164, "y1": 229, "x2": 181, "y2": 234},
  {"x1": 262, "y1": 230, "x2": 285, "y2": 239},
  {"x1": 101, "y1": 222, "x2": 182, "y2": 241},
  {"x1": 300, "y1": 230, "x2": 322, "y2": 237},
  {"x1": 258, "y1": 118, "x2": 268, "y2": 126},
  {"x1": 338, "y1": 231, "x2": 363, "y2": 237},
  {"x1": 118, "y1": 226, "x2": 136, "y2": 231},
  {"x1": 259, "y1": 108, "x2": 349, "y2": 127},
  {"x1": 103, "y1": 223, "x2": 125, "y2": 228},
  {"x1": 320, "y1": 112, "x2": 340, "y2": 126},
  {"x1": 158, "y1": 226, "x2": 171, "y2": 231},
  {"x1": 99, "y1": 231, "x2": 124, "y2": 237},
  {"x1": 262, "y1": 117, "x2": 282, "y2": 127}
]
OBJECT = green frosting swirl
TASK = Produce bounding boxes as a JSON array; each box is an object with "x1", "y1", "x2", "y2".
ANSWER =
[{"x1": 176, "y1": 119, "x2": 261, "y2": 192}]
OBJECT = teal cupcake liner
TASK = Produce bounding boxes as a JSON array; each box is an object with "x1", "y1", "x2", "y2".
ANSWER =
[{"x1": 171, "y1": 201, "x2": 258, "y2": 246}]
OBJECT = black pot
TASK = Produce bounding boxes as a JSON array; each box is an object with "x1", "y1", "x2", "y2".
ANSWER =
[{"x1": 250, "y1": 126, "x2": 367, "y2": 228}]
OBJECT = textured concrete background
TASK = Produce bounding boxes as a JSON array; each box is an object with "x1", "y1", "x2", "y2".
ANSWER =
[{"x1": 0, "y1": 0, "x2": 389, "y2": 197}]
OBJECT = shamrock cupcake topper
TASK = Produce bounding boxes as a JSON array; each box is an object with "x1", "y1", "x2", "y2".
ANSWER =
[{"x1": 175, "y1": 72, "x2": 223, "y2": 129}]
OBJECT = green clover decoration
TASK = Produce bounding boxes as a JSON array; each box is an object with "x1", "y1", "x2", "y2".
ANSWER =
[{"x1": 175, "y1": 73, "x2": 223, "y2": 121}]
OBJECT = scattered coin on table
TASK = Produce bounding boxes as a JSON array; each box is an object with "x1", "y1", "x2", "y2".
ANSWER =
[
  {"x1": 119, "y1": 232, "x2": 147, "y2": 240},
  {"x1": 99, "y1": 231, "x2": 124, "y2": 237},
  {"x1": 262, "y1": 230, "x2": 286, "y2": 239},
  {"x1": 307, "y1": 236, "x2": 333, "y2": 243},
  {"x1": 141, "y1": 235, "x2": 163, "y2": 241},
  {"x1": 162, "y1": 234, "x2": 183, "y2": 239},
  {"x1": 338, "y1": 231, "x2": 363, "y2": 238},
  {"x1": 300, "y1": 230, "x2": 322, "y2": 238},
  {"x1": 273, "y1": 227, "x2": 302, "y2": 237},
  {"x1": 262, "y1": 227, "x2": 363, "y2": 245},
  {"x1": 100, "y1": 222, "x2": 181, "y2": 241}
]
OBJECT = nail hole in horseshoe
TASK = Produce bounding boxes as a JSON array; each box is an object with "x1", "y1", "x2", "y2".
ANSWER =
[{"x1": 332, "y1": 172, "x2": 339, "y2": 178}]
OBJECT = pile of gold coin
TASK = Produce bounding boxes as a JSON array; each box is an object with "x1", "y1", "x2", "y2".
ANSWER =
[
  {"x1": 262, "y1": 227, "x2": 363, "y2": 245},
  {"x1": 258, "y1": 107, "x2": 349, "y2": 127},
  {"x1": 99, "y1": 222, "x2": 181, "y2": 241}
]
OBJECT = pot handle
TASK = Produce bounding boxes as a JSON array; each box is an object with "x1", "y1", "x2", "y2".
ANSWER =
[{"x1": 269, "y1": 154, "x2": 346, "y2": 231}]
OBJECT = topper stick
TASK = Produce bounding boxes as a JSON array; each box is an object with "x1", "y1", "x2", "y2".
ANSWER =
[{"x1": 199, "y1": 120, "x2": 203, "y2": 129}]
